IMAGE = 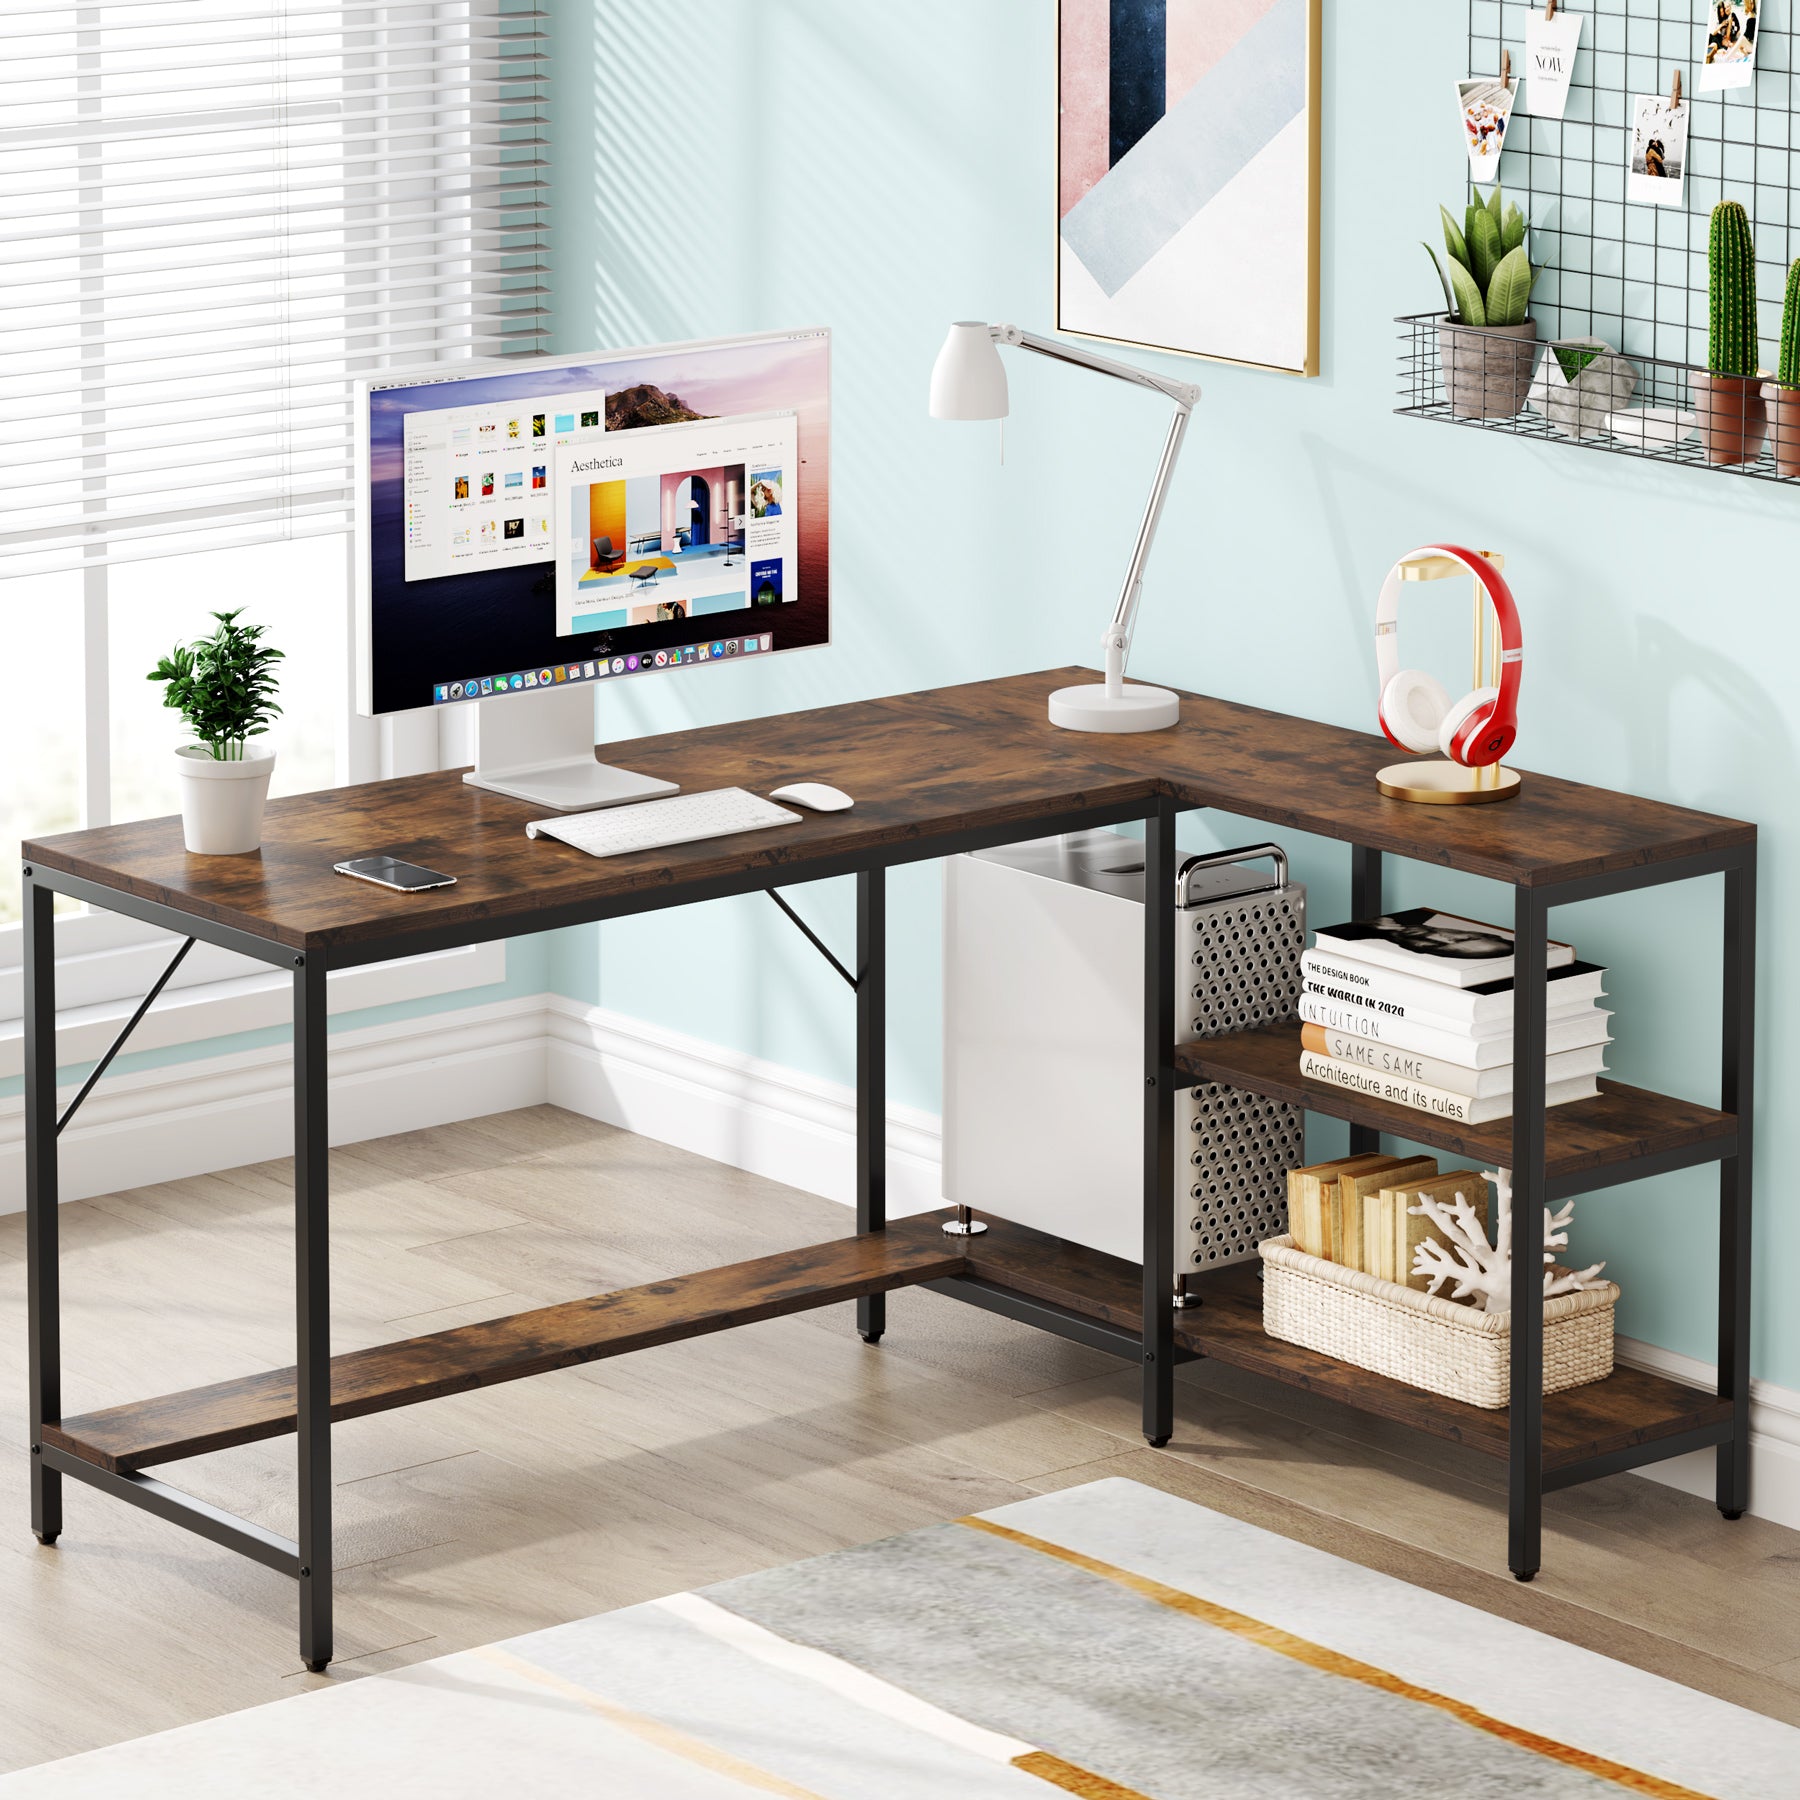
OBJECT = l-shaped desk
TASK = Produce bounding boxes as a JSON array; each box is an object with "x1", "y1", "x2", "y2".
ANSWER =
[{"x1": 22, "y1": 668, "x2": 1755, "y2": 1670}]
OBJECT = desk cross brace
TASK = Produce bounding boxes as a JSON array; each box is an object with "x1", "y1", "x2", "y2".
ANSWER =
[
  {"x1": 56, "y1": 934, "x2": 196, "y2": 1136},
  {"x1": 765, "y1": 888, "x2": 858, "y2": 990}
]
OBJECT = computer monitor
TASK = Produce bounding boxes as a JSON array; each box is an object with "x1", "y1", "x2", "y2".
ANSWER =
[{"x1": 356, "y1": 327, "x2": 830, "y2": 807}]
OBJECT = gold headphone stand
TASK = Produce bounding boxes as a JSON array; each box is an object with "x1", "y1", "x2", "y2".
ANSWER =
[{"x1": 1377, "y1": 549, "x2": 1523, "y2": 806}]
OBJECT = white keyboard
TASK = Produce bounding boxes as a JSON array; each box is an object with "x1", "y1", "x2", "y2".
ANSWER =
[{"x1": 525, "y1": 787, "x2": 803, "y2": 858}]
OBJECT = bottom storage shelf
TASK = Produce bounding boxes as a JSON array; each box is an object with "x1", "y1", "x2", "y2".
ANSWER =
[{"x1": 962, "y1": 1213, "x2": 1732, "y2": 1477}]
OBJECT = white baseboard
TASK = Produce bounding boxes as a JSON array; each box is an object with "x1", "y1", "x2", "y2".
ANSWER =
[
  {"x1": 1612, "y1": 1334, "x2": 1800, "y2": 1531},
  {"x1": 7, "y1": 985, "x2": 1797, "y2": 1532},
  {"x1": 0, "y1": 994, "x2": 546, "y2": 1212},
  {"x1": 543, "y1": 996, "x2": 944, "y2": 1217}
]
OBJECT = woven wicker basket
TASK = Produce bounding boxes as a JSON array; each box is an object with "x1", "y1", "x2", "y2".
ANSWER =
[{"x1": 1259, "y1": 1235, "x2": 1618, "y2": 1409}]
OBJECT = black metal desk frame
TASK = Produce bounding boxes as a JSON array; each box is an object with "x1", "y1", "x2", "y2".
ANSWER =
[{"x1": 23, "y1": 804, "x2": 1755, "y2": 1669}]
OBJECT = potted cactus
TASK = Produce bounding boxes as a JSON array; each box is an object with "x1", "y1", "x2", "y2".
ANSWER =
[
  {"x1": 1692, "y1": 200, "x2": 1768, "y2": 466},
  {"x1": 1424, "y1": 185, "x2": 1538, "y2": 419},
  {"x1": 1761, "y1": 258, "x2": 1800, "y2": 478}
]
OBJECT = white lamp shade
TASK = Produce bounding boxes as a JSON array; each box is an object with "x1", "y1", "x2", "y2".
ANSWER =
[{"x1": 929, "y1": 321, "x2": 1009, "y2": 420}]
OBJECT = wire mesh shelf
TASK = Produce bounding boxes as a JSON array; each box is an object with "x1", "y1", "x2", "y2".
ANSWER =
[
  {"x1": 1397, "y1": 309, "x2": 1799, "y2": 483},
  {"x1": 1400, "y1": 1, "x2": 1800, "y2": 485}
]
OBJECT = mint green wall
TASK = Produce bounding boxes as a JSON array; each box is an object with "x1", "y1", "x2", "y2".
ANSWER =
[{"x1": 548, "y1": 2, "x2": 1792, "y2": 1386}]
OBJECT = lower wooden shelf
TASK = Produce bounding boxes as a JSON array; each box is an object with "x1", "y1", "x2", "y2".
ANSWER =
[
  {"x1": 43, "y1": 1207, "x2": 1730, "y2": 1487},
  {"x1": 961, "y1": 1214, "x2": 1731, "y2": 1475},
  {"x1": 43, "y1": 1217, "x2": 965, "y2": 1475}
]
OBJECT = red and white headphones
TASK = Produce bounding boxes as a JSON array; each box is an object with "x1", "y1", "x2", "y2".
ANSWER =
[{"x1": 1375, "y1": 545, "x2": 1522, "y2": 768}]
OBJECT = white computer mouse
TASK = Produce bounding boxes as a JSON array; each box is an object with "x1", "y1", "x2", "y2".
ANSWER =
[{"x1": 770, "y1": 782, "x2": 854, "y2": 812}]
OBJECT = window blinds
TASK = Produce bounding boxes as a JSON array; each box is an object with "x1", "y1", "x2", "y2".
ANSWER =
[{"x1": 0, "y1": 0, "x2": 548, "y2": 578}]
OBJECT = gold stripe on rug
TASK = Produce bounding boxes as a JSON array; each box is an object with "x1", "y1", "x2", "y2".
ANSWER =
[
  {"x1": 1012, "y1": 1749, "x2": 1153, "y2": 1797},
  {"x1": 960, "y1": 1516, "x2": 1716, "y2": 1800},
  {"x1": 471, "y1": 1644, "x2": 829, "y2": 1797}
]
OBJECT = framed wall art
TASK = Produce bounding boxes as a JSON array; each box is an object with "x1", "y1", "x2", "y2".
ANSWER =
[{"x1": 1057, "y1": 0, "x2": 1322, "y2": 377}]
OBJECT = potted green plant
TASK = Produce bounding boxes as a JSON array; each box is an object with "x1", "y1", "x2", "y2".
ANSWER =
[
  {"x1": 1762, "y1": 257, "x2": 1800, "y2": 478},
  {"x1": 1423, "y1": 185, "x2": 1538, "y2": 419},
  {"x1": 1692, "y1": 200, "x2": 1767, "y2": 466},
  {"x1": 147, "y1": 608, "x2": 284, "y2": 855}
]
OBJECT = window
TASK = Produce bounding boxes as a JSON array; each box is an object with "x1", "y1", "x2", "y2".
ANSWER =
[{"x1": 0, "y1": 0, "x2": 545, "y2": 1006}]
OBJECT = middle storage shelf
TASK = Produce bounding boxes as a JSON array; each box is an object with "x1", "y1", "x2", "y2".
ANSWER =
[{"x1": 1174, "y1": 1022, "x2": 1737, "y2": 1193}]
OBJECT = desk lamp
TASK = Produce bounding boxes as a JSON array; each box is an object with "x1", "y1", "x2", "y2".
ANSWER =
[{"x1": 929, "y1": 321, "x2": 1199, "y2": 732}]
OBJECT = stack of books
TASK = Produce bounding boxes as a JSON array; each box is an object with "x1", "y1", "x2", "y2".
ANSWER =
[
  {"x1": 1285, "y1": 1153, "x2": 1488, "y2": 1290},
  {"x1": 1296, "y1": 908, "x2": 1611, "y2": 1125}
]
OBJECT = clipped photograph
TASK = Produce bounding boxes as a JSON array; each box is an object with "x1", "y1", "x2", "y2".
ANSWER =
[
  {"x1": 1627, "y1": 92, "x2": 1688, "y2": 204},
  {"x1": 1455, "y1": 76, "x2": 1515, "y2": 180},
  {"x1": 1700, "y1": 1, "x2": 1759, "y2": 92}
]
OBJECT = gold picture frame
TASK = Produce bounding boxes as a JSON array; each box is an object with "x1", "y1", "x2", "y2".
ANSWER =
[{"x1": 1055, "y1": 0, "x2": 1321, "y2": 378}]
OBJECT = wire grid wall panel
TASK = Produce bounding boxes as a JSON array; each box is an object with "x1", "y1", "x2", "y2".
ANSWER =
[{"x1": 1468, "y1": 0, "x2": 1794, "y2": 366}]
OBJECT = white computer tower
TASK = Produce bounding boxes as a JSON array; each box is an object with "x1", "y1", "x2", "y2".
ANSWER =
[{"x1": 943, "y1": 831, "x2": 1306, "y2": 1287}]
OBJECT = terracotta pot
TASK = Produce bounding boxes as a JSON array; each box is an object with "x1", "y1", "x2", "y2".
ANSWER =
[
  {"x1": 1690, "y1": 370, "x2": 1768, "y2": 466},
  {"x1": 1436, "y1": 316, "x2": 1538, "y2": 420},
  {"x1": 1762, "y1": 382, "x2": 1800, "y2": 478}
]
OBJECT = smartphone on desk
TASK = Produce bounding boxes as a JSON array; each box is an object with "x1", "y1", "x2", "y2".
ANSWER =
[{"x1": 334, "y1": 856, "x2": 457, "y2": 892}]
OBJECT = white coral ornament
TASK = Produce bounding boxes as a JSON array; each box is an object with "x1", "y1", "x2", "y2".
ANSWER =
[{"x1": 1409, "y1": 1167, "x2": 1607, "y2": 1313}]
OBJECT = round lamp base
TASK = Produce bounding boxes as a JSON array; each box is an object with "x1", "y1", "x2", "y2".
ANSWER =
[
  {"x1": 1048, "y1": 682, "x2": 1181, "y2": 733},
  {"x1": 1377, "y1": 759, "x2": 1522, "y2": 805}
]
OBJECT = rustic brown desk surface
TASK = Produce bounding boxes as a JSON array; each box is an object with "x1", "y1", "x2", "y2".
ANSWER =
[{"x1": 26, "y1": 667, "x2": 1752, "y2": 953}]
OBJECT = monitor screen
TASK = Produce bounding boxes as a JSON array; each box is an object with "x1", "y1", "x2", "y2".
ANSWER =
[{"x1": 358, "y1": 328, "x2": 830, "y2": 715}]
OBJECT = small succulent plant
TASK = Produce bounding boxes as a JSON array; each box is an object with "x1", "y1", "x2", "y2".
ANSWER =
[{"x1": 1424, "y1": 184, "x2": 1536, "y2": 328}]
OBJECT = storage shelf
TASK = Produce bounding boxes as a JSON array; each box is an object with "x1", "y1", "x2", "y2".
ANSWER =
[
  {"x1": 1175, "y1": 1022, "x2": 1736, "y2": 1192},
  {"x1": 1397, "y1": 310, "x2": 1799, "y2": 488},
  {"x1": 42, "y1": 1204, "x2": 1731, "y2": 1491},
  {"x1": 42, "y1": 1218, "x2": 965, "y2": 1475},
  {"x1": 962, "y1": 1215, "x2": 1730, "y2": 1474}
]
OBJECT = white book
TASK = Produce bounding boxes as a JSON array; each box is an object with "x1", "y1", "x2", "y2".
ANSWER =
[
  {"x1": 1312, "y1": 908, "x2": 1576, "y2": 988},
  {"x1": 1297, "y1": 994, "x2": 1613, "y2": 1068},
  {"x1": 1299, "y1": 1023, "x2": 1608, "y2": 1098},
  {"x1": 1302, "y1": 950, "x2": 1606, "y2": 1030},
  {"x1": 1298, "y1": 1051, "x2": 1598, "y2": 1125}
]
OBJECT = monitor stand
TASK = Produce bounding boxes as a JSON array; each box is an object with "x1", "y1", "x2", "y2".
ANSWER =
[{"x1": 462, "y1": 682, "x2": 678, "y2": 811}]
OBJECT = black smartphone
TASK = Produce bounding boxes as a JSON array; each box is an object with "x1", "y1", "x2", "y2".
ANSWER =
[{"x1": 333, "y1": 856, "x2": 457, "y2": 892}]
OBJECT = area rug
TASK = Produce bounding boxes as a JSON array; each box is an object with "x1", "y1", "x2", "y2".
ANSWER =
[{"x1": 6, "y1": 1477, "x2": 1794, "y2": 1797}]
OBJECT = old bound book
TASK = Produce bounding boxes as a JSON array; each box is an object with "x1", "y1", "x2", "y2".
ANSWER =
[
  {"x1": 1333, "y1": 1156, "x2": 1437, "y2": 1273},
  {"x1": 1285, "y1": 1153, "x2": 1399, "y2": 1260}
]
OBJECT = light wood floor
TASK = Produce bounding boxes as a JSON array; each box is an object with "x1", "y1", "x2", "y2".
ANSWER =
[{"x1": 2, "y1": 1105, "x2": 1798, "y2": 1772}]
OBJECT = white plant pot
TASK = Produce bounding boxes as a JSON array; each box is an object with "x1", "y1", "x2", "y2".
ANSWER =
[{"x1": 175, "y1": 745, "x2": 275, "y2": 854}]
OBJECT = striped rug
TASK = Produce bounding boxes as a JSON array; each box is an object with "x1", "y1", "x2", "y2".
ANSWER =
[{"x1": 6, "y1": 1477, "x2": 1795, "y2": 1797}]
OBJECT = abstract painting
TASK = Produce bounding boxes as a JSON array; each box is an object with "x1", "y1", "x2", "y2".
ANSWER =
[{"x1": 1058, "y1": 0, "x2": 1321, "y2": 376}]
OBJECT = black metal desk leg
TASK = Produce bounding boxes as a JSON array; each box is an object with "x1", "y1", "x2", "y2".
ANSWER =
[
  {"x1": 1508, "y1": 887, "x2": 1549, "y2": 1581},
  {"x1": 24, "y1": 873, "x2": 62, "y2": 1546},
  {"x1": 1142, "y1": 806, "x2": 1176, "y2": 1447},
  {"x1": 1348, "y1": 848, "x2": 1384, "y2": 1156},
  {"x1": 856, "y1": 868, "x2": 887, "y2": 1345},
  {"x1": 1718, "y1": 849, "x2": 1756, "y2": 1518},
  {"x1": 293, "y1": 955, "x2": 333, "y2": 1670}
]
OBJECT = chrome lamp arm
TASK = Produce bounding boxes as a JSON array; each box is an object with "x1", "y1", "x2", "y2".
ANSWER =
[{"x1": 989, "y1": 324, "x2": 1198, "y2": 699}]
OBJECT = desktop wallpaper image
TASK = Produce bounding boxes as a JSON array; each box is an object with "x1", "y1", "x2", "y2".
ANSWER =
[{"x1": 365, "y1": 333, "x2": 830, "y2": 713}]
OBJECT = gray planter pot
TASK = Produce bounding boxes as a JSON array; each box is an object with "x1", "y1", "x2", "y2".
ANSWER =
[{"x1": 1436, "y1": 316, "x2": 1539, "y2": 420}]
